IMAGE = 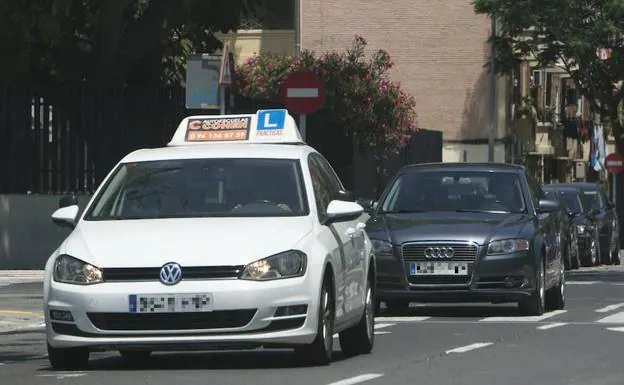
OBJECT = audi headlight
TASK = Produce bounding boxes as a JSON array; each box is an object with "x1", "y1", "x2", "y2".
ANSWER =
[
  {"x1": 487, "y1": 239, "x2": 530, "y2": 255},
  {"x1": 53, "y1": 255, "x2": 103, "y2": 285},
  {"x1": 371, "y1": 239, "x2": 393, "y2": 256},
  {"x1": 240, "y1": 250, "x2": 307, "y2": 281},
  {"x1": 576, "y1": 225, "x2": 586, "y2": 234}
]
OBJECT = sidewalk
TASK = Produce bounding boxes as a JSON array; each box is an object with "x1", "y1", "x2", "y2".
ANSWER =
[{"x1": 0, "y1": 270, "x2": 45, "y2": 334}]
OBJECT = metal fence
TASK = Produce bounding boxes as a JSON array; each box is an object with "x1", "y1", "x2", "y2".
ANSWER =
[{"x1": 0, "y1": 84, "x2": 186, "y2": 194}]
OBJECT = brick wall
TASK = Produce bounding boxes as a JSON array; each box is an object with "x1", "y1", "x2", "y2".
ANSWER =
[{"x1": 301, "y1": 0, "x2": 508, "y2": 142}]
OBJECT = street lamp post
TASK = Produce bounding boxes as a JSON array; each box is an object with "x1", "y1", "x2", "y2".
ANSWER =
[{"x1": 488, "y1": 16, "x2": 497, "y2": 162}]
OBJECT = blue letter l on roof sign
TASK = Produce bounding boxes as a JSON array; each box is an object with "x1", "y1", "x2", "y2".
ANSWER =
[{"x1": 257, "y1": 109, "x2": 286, "y2": 130}]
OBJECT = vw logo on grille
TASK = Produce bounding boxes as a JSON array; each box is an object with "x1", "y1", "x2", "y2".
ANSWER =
[
  {"x1": 424, "y1": 246, "x2": 455, "y2": 259},
  {"x1": 159, "y1": 262, "x2": 183, "y2": 285}
]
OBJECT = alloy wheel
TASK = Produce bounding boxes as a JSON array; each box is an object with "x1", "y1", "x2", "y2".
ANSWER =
[{"x1": 365, "y1": 285, "x2": 374, "y2": 342}]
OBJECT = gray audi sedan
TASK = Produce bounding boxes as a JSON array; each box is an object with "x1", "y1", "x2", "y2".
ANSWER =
[{"x1": 361, "y1": 163, "x2": 565, "y2": 316}]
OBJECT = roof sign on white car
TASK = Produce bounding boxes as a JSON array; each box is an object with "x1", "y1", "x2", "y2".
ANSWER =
[{"x1": 167, "y1": 109, "x2": 304, "y2": 146}]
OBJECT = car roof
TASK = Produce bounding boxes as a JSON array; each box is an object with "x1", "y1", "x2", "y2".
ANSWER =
[
  {"x1": 121, "y1": 143, "x2": 313, "y2": 163},
  {"x1": 400, "y1": 162, "x2": 525, "y2": 173},
  {"x1": 542, "y1": 185, "x2": 582, "y2": 193}
]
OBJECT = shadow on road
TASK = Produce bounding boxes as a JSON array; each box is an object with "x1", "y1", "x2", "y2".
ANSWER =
[
  {"x1": 376, "y1": 304, "x2": 521, "y2": 318},
  {"x1": 566, "y1": 268, "x2": 624, "y2": 283},
  {"x1": 35, "y1": 349, "x2": 349, "y2": 371}
]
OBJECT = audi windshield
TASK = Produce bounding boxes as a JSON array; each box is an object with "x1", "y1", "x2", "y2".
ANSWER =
[
  {"x1": 83, "y1": 158, "x2": 309, "y2": 219},
  {"x1": 378, "y1": 170, "x2": 527, "y2": 214}
]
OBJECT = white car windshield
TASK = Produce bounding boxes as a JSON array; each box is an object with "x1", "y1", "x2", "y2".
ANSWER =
[{"x1": 84, "y1": 158, "x2": 309, "y2": 220}]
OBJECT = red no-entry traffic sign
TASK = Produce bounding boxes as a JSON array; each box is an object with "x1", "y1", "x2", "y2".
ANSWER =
[
  {"x1": 279, "y1": 71, "x2": 326, "y2": 115},
  {"x1": 605, "y1": 152, "x2": 624, "y2": 174}
]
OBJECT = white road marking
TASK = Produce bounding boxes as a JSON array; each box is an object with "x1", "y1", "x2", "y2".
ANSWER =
[
  {"x1": 374, "y1": 331, "x2": 391, "y2": 335},
  {"x1": 326, "y1": 373, "x2": 384, "y2": 385},
  {"x1": 606, "y1": 327, "x2": 624, "y2": 333},
  {"x1": 596, "y1": 303, "x2": 624, "y2": 313},
  {"x1": 597, "y1": 311, "x2": 624, "y2": 323},
  {"x1": 0, "y1": 363, "x2": 5, "y2": 366},
  {"x1": 479, "y1": 310, "x2": 566, "y2": 322},
  {"x1": 374, "y1": 323, "x2": 395, "y2": 330},
  {"x1": 38, "y1": 373, "x2": 87, "y2": 379},
  {"x1": 567, "y1": 281, "x2": 598, "y2": 285},
  {"x1": 375, "y1": 316, "x2": 431, "y2": 322},
  {"x1": 537, "y1": 322, "x2": 568, "y2": 330},
  {"x1": 445, "y1": 342, "x2": 493, "y2": 354}
]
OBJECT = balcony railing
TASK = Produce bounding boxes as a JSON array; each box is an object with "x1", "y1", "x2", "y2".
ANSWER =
[{"x1": 238, "y1": 17, "x2": 294, "y2": 30}]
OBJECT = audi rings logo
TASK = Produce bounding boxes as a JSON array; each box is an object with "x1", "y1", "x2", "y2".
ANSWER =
[
  {"x1": 159, "y1": 262, "x2": 183, "y2": 285},
  {"x1": 424, "y1": 246, "x2": 455, "y2": 259}
]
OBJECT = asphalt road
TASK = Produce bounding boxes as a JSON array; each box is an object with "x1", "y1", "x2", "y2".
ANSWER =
[{"x1": 2, "y1": 266, "x2": 624, "y2": 385}]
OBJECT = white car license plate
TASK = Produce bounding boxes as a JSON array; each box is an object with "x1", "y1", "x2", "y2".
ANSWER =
[
  {"x1": 129, "y1": 293, "x2": 213, "y2": 313},
  {"x1": 408, "y1": 262, "x2": 469, "y2": 276}
]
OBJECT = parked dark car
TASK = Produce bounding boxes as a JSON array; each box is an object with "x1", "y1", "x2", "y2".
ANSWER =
[
  {"x1": 360, "y1": 163, "x2": 564, "y2": 316},
  {"x1": 542, "y1": 185, "x2": 595, "y2": 268},
  {"x1": 559, "y1": 182, "x2": 620, "y2": 265}
]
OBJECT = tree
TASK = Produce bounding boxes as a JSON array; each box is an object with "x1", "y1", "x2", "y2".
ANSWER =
[
  {"x1": 473, "y1": 0, "x2": 624, "y2": 152},
  {"x1": 235, "y1": 35, "x2": 419, "y2": 155},
  {"x1": 0, "y1": 0, "x2": 259, "y2": 86}
]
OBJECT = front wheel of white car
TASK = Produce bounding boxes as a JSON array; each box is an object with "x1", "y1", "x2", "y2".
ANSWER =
[
  {"x1": 47, "y1": 343, "x2": 89, "y2": 370},
  {"x1": 295, "y1": 274, "x2": 334, "y2": 365},
  {"x1": 339, "y1": 270, "x2": 375, "y2": 357}
]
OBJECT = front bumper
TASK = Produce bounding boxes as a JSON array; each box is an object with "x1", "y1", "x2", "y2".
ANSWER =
[
  {"x1": 45, "y1": 277, "x2": 319, "y2": 350},
  {"x1": 376, "y1": 247, "x2": 536, "y2": 303}
]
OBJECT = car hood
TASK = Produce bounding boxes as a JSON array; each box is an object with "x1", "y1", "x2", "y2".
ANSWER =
[
  {"x1": 61, "y1": 217, "x2": 314, "y2": 268},
  {"x1": 366, "y1": 211, "x2": 530, "y2": 245}
]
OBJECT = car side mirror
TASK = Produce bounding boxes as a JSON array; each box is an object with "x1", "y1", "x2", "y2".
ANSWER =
[
  {"x1": 537, "y1": 199, "x2": 559, "y2": 213},
  {"x1": 356, "y1": 198, "x2": 377, "y2": 214},
  {"x1": 51, "y1": 205, "x2": 79, "y2": 229},
  {"x1": 59, "y1": 195, "x2": 78, "y2": 208},
  {"x1": 323, "y1": 199, "x2": 364, "y2": 225},
  {"x1": 335, "y1": 189, "x2": 356, "y2": 202}
]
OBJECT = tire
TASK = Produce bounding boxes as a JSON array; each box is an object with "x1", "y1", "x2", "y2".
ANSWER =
[
  {"x1": 612, "y1": 236, "x2": 621, "y2": 266},
  {"x1": 339, "y1": 272, "x2": 375, "y2": 357},
  {"x1": 594, "y1": 236, "x2": 601, "y2": 266},
  {"x1": 384, "y1": 300, "x2": 410, "y2": 315},
  {"x1": 545, "y1": 256, "x2": 565, "y2": 310},
  {"x1": 119, "y1": 350, "x2": 152, "y2": 363},
  {"x1": 47, "y1": 342, "x2": 89, "y2": 371},
  {"x1": 519, "y1": 258, "x2": 545, "y2": 316},
  {"x1": 295, "y1": 275, "x2": 334, "y2": 366},
  {"x1": 581, "y1": 238, "x2": 598, "y2": 267},
  {"x1": 563, "y1": 242, "x2": 570, "y2": 270}
]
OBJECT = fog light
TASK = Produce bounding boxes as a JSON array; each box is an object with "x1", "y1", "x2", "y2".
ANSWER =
[
  {"x1": 50, "y1": 310, "x2": 74, "y2": 322},
  {"x1": 275, "y1": 305, "x2": 307, "y2": 317}
]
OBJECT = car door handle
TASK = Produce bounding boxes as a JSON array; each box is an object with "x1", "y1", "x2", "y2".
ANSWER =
[
  {"x1": 356, "y1": 222, "x2": 366, "y2": 231},
  {"x1": 346, "y1": 228, "x2": 357, "y2": 238}
]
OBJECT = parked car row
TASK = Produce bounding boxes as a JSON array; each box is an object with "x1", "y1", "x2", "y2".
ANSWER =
[{"x1": 542, "y1": 182, "x2": 620, "y2": 269}]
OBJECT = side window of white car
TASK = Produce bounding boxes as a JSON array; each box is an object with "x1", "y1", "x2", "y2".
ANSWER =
[
  {"x1": 308, "y1": 156, "x2": 334, "y2": 222},
  {"x1": 313, "y1": 154, "x2": 345, "y2": 193}
]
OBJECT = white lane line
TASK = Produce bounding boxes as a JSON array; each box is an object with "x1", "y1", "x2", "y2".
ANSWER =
[
  {"x1": 326, "y1": 373, "x2": 384, "y2": 385},
  {"x1": 596, "y1": 303, "x2": 624, "y2": 313},
  {"x1": 375, "y1": 316, "x2": 430, "y2": 322},
  {"x1": 374, "y1": 331, "x2": 391, "y2": 335},
  {"x1": 597, "y1": 311, "x2": 624, "y2": 323},
  {"x1": 567, "y1": 281, "x2": 598, "y2": 285},
  {"x1": 445, "y1": 342, "x2": 493, "y2": 354},
  {"x1": 37, "y1": 373, "x2": 87, "y2": 379},
  {"x1": 0, "y1": 363, "x2": 5, "y2": 366},
  {"x1": 537, "y1": 322, "x2": 568, "y2": 330},
  {"x1": 606, "y1": 327, "x2": 624, "y2": 333},
  {"x1": 374, "y1": 323, "x2": 395, "y2": 330},
  {"x1": 479, "y1": 310, "x2": 566, "y2": 322}
]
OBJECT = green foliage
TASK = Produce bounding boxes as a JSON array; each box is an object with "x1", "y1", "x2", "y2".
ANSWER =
[
  {"x1": 473, "y1": 0, "x2": 624, "y2": 133},
  {"x1": 0, "y1": 0, "x2": 259, "y2": 85},
  {"x1": 235, "y1": 36, "x2": 419, "y2": 154}
]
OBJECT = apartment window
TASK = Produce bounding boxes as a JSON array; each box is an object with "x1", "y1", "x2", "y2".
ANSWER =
[{"x1": 240, "y1": 0, "x2": 295, "y2": 30}]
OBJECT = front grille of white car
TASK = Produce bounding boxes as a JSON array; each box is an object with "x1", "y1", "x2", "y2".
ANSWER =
[
  {"x1": 87, "y1": 310, "x2": 257, "y2": 331},
  {"x1": 101, "y1": 265, "x2": 245, "y2": 282}
]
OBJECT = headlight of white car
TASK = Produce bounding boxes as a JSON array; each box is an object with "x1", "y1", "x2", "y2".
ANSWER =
[
  {"x1": 239, "y1": 250, "x2": 307, "y2": 281},
  {"x1": 371, "y1": 239, "x2": 393, "y2": 256},
  {"x1": 53, "y1": 254, "x2": 104, "y2": 285},
  {"x1": 487, "y1": 239, "x2": 530, "y2": 255}
]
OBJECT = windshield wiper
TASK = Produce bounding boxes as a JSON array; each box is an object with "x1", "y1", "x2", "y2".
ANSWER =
[{"x1": 381, "y1": 209, "x2": 427, "y2": 214}]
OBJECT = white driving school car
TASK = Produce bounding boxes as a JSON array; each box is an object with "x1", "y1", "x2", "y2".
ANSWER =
[{"x1": 43, "y1": 109, "x2": 375, "y2": 369}]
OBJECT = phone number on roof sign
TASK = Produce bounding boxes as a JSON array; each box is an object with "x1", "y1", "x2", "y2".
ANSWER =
[{"x1": 187, "y1": 117, "x2": 251, "y2": 131}]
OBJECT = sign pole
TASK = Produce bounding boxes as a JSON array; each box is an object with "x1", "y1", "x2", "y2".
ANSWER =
[
  {"x1": 615, "y1": 174, "x2": 618, "y2": 209},
  {"x1": 299, "y1": 114, "x2": 306, "y2": 141},
  {"x1": 219, "y1": 86, "x2": 226, "y2": 115}
]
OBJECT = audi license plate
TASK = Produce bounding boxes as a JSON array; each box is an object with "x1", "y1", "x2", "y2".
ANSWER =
[
  {"x1": 128, "y1": 293, "x2": 213, "y2": 313},
  {"x1": 409, "y1": 262, "x2": 469, "y2": 276}
]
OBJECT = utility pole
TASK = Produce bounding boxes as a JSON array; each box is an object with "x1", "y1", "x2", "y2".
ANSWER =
[
  {"x1": 488, "y1": 16, "x2": 497, "y2": 162},
  {"x1": 294, "y1": 0, "x2": 301, "y2": 55}
]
